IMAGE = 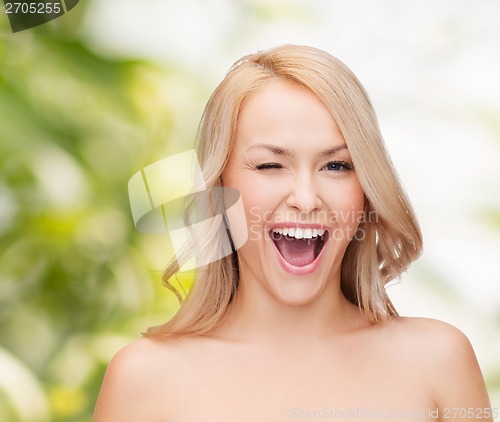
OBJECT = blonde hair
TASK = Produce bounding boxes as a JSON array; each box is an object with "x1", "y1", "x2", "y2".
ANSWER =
[{"x1": 146, "y1": 45, "x2": 422, "y2": 337}]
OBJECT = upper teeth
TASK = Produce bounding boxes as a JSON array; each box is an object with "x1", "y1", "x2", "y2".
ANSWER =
[{"x1": 272, "y1": 227, "x2": 325, "y2": 239}]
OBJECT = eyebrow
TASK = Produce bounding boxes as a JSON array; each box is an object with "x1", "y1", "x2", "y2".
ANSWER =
[{"x1": 246, "y1": 143, "x2": 348, "y2": 158}]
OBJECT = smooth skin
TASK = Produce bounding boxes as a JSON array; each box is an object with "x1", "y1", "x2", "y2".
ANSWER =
[{"x1": 93, "y1": 80, "x2": 493, "y2": 422}]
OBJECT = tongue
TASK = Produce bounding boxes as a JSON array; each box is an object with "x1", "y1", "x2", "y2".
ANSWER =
[{"x1": 274, "y1": 236, "x2": 317, "y2": 267}]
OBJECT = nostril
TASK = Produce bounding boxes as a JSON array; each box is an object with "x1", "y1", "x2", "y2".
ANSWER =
[{"x1": 286, "y1": 189, "x2": 323, "y2": 213}]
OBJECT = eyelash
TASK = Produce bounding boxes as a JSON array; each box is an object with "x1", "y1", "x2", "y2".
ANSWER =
[{"x1": 255, "y1": 161, "x2": 354, "y2": 172}]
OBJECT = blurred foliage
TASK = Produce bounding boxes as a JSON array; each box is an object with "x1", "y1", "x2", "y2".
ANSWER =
[{"x1": 0, "y1": 5, "x2": 201, "y2": 421}]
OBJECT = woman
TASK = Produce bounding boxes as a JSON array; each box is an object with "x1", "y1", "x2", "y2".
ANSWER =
[{"x1": 93, "y1": 45, "x2": 493, "y2": 421}]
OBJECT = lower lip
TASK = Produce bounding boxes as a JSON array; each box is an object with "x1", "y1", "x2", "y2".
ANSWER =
[{"x1": 270, "y1": 234, "x2": 329, "y2": 276}]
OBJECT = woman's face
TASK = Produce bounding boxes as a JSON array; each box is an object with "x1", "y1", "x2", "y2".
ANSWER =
[{"x1": 222, "y1": 79, "x2": 365, "y2": 306}]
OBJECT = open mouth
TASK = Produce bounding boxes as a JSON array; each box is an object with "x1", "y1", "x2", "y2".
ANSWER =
[{"x1": 270, "y1": 227, "x2": 328, "y2": 268}]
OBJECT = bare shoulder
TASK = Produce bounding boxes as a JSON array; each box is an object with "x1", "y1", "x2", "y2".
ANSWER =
[
  {"x1": 106, "y1": 335, "x2": 185, "y2": 380},
  {"x1": 111, "y1": 335, "x2": 184, "y2": 368},
  {"x1": 92, "y1": 336, "x2": 187, "y2": 422},
  {"x1": 377, "y1": 316, "x2": 472, "y2": 346},
  {"x1": 373, "y1": 317, "x2": 479, "y2": 372},
  {"x1": 375, "y1": 317, "x2": 492, "y2": 417}
]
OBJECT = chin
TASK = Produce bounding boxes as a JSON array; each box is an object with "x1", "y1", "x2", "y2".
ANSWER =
[{"x1": 264, "y1": 262, "x2": 334, "y2": 307}]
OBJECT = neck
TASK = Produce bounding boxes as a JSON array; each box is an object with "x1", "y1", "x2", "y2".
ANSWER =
[{"x1": 210, "y1": 271, "x2": 367, "y2": 348}]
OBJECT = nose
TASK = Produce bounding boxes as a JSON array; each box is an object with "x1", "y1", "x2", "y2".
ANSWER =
[{"x1": 285, "y1": 174, "x2": 323, "y2": 213}]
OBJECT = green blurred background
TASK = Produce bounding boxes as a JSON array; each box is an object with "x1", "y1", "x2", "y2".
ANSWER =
[{"x1": 1, "y1": 1, "x2": 499, "y2": 421}]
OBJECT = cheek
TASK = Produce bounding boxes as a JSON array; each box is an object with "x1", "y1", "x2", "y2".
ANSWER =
[
  {"x1": 243, "y1": 195, "x2": 275, "y2": 243},
  {"x1": 235, "y1": 190, "x2": 275, "y2": 256},
  {"x1": 223, "y1": 167, "x2": 282, "y2": 244},
  {"x1": 227, "y1": 181, "x2": 275, "y2": 245},
  {"x1": 326, "y1": 182, "x2": 365, "y2": 230},
  {"x1": 237, "y1": 180, "x2": 280, "y2": 221}
]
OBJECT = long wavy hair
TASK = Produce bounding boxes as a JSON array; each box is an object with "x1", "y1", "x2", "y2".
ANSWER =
[{"x1": 146, "y1": 45, "x2": 423, "y2": 337}]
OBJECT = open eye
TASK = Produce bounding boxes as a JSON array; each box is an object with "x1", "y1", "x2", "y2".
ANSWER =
[
  {"x1": 322, "y1": 160, "x2": 354, "y2": 172},
  {"x1": 256, "y1": 163, "x2": 284, "y2": 170}
]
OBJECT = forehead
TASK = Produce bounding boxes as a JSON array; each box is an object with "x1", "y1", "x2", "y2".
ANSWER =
[{"x1": 234, "y1": 79, "x2": 344, "y2": 152}]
